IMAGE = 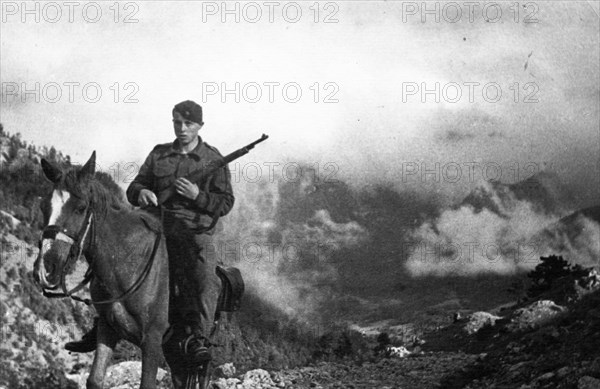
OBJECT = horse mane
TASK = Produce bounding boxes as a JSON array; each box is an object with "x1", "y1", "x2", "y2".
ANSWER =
[
  {"x1": 60, "y1": 164, "x2": 162, "y2": 232},
  {"x1": 62, "y1": 168, "x2": 122, "y2": 213}
]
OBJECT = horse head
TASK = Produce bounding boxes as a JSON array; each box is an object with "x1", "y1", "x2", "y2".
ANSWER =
[{"x1": 33, "y1": 151, "x2": 96, "y2": 290}]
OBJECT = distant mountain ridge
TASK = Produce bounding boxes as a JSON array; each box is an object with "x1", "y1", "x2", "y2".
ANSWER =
[
  {"x1": 535, "y1": 205, "x2": 600, "y2": 267},
  {"x1": 559, "y1": 205, "x2": 600, "y2": 225},
  {"x1": 458, "y1": 171, "x2": 575, "y2": 216}
]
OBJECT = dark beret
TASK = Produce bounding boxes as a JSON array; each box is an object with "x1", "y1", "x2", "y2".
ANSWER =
[{"x1": 173, "y1": 100, "x2": 203, "y2": 125}]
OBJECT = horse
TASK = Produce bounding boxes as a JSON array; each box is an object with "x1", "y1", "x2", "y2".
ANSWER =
[{"x1": 32, "y1": 151, "x2": 212, "y2": 389}]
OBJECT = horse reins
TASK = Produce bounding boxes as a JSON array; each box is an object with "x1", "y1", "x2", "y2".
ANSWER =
[{"x1": 41, "y1": 204, "x2": 162, "y2": 306}]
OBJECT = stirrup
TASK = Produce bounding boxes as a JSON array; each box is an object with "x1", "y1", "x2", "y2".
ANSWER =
[{"x1": 180, "y1": 334, "x2": 212, "y2": 364}]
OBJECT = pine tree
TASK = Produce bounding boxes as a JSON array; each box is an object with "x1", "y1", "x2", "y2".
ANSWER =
[{"x1": 527, "y1": 255, "x2": 587, "y2": 297}]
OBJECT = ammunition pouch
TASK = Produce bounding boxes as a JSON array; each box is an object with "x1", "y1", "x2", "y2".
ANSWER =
[{"x1": 216, "y1": 266, "x2": 244, "y2": 312}]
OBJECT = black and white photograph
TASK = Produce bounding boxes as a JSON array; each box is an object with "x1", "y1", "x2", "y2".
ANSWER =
[{"x1": 0, "y1": 1, "x2": 599, "y2": 388}]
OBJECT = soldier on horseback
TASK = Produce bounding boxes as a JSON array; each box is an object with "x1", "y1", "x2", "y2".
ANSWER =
[{"x1": 66, "y1": 100, "x2": 235, "y2": 364}]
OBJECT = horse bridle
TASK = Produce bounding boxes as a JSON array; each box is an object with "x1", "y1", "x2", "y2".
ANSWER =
[
  {"x1": 40, "y1": 205, "x2": 95, "y2": 301},
  {"x1": 40, "y1": 201, "x2": 162, "y2": 306}
]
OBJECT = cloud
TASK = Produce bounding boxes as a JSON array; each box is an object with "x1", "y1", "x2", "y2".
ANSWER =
[
  {"x1": 218, "y1": 173, "x2": 367, "y2": 320},
  {"x1": 404, "y1": 181, "x2": 564, "y2": 277}
]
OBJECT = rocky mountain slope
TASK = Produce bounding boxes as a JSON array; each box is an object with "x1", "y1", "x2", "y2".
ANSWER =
[
  {"x1": 58, "y1": 257, "x2": 600, "y2": 389},
  {"x1": 205, "y1": 262, "x2": 600, "y2": 389}
]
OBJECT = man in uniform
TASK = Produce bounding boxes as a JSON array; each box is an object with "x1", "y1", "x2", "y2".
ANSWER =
[{"x1": 65, "y1": 100, "x2": 234, "y2": 362}]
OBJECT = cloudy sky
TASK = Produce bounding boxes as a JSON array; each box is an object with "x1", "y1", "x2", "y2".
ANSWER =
[{"x1": 1, "y1": 1, "x2": 598, "y2": 206}]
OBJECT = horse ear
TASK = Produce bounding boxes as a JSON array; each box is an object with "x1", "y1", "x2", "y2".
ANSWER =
[
  {"x1": 41, "y1": 158, "x2": 63, "y2": 183},
  {"x1": 78, "y1": 151, "x2": 96, "y2": 179}
]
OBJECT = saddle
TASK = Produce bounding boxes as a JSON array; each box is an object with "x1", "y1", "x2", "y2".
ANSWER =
[
  {"x1": 216, "y1": 266, "x2": 244, "y2": 312},
  {"x1": 163, "y1": 266, "x2": 243, "y2": 346}
]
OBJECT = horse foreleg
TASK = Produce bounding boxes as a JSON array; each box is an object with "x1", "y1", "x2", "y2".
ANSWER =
[
  {"x1": 139, "y1": 330, "x2": 163, "y2": 389},
  {"x1": 87, "y1": 319, "x2": 118, "y2": 389}
]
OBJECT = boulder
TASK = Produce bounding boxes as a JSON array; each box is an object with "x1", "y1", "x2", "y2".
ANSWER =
[
  {"x1": 464, "y1": 312, "x2": 502, "y2": 335},
  {"x1": 212, "y1": 377, "x2": 242, "y2": 389},
  {"x1": 214, "y1": 362, "x2": 236, "y2": 379},
  {"x1": 385, "y1": 345, "x2": 412, "y2": 358},
  {"x1": 578, "y1": 375, "x2": 600, "y2": 389},
  {"x1": 506, "y1": 300, "x2": 567, "y2": 332},
  {"x1": 242, "y1": 368, "x2": 276, "y2": 388}
]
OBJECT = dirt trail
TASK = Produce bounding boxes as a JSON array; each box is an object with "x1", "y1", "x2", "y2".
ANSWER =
[{"x1": 272, "y1": 352, "x2": 479, "y2": 389}]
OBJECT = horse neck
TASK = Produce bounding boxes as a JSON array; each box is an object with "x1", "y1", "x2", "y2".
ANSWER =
[{"x1": 85, "y1": 207, "x2": 145, "y2": 269}]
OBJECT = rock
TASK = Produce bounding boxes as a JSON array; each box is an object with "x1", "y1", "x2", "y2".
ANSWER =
[
  {"x1": 242, "y1": 369, "x2": 275, "y2": 388},
  {"x1": 212, "y1": 377, "x2": 242, "y2": 389},
  {"x1": 385, "y1": 345, "x2": 412, "y2": 358},
  {"x1": 578, "y1": 376, "x2": 600, "y2": 389},
  {"x1": 464, "y1": 312, "x2": 501, "y2": 335},
  {"x1": 212, "y1": 378, "x2": 228, "y2": 389},
  {"x1": 507, "y1": 362, "x2": 529, "y2": 380},
  {"x1": 576, "y1": 269, "x2": 600, "y2": 298},
  {"x1": 68, "y1": 361, "x2": 169, "y2": 389},
  {"x1": 270, "y1": 371, "x2": 285, "y2": 384},
  {"x1": 215, "y1": 363, "x2": 237, "y2": 379},
  {"x1": 506, "y1": 300, "x2": 567, "y2": 332},
  {"x1": 0, "y1": 211, "x2": 20, "y2": 230},
  {"x1": 555, "y1": 367, "x2": 570, "y2": 378},
  {"x1": 537, "y1": 372, "x2": 555, "y2": 381},
  {"x1": 105, "y1": 361, "x2": 168, "y2": 388},
  {"x1": 65, "y1": 372, "x2": 87, "y2": 389}
]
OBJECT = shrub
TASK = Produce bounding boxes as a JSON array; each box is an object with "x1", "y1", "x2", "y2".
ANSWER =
[
  {"x1": 374, "y1": 332, "x2": 391, "y2": 355},
  {"x1": 0, "y1": 358, "x2": 78, "y2": 389},
  {"x1": 527, "y1": 255, "x2": 589, "y2": 298},
  {"x1": 17, "y1": 266, "x2": 72, "y2": 325},
  {"x1": 312, "y1": 326, "x2": 370, "y2": 362}
]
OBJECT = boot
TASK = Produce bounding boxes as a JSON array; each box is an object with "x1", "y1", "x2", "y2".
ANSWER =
[
  {"x1": 180, "y1": 333, "x2": 211, "y2": 364},
  {"x1": 179, "y1": 324, "x2": 212, "y2": 364},
  {"x1": 65, "y1": 318, "x2": 98, "y2": 353}
]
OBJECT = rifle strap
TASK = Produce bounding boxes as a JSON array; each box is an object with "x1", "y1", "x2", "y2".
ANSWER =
[{"x1": 192, "y1": 215, "x2": 219, "y2": 234}]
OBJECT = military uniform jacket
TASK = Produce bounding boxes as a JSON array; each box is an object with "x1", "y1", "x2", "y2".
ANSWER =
[{"x1": 126, "y1": 137, "x2": 235, "y2": 234}]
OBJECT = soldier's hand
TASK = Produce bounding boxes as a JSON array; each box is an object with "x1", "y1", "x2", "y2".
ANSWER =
[
  {"x1": 175, "y1": 178, "x2": 200, "y2": 200},
  {"x1": 138, "y1": 189, "x2": 158, "y2": 207}
]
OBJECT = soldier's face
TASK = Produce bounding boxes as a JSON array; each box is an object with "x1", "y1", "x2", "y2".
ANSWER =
[{"x1": 172, "y1": 111, "x2": 202, "y2": 145}]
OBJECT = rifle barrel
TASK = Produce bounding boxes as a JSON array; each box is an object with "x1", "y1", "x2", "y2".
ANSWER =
[
  {"x1": 156, "y1": 134, "x2": 268, "y2": 205},
  {"x1": 248, "y1": 134, "x2": 269, "y2": 149}
]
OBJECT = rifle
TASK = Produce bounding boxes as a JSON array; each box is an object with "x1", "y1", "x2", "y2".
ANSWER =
[{"x1": 157, "y1": 134, "x2": 268, "y2": 206}]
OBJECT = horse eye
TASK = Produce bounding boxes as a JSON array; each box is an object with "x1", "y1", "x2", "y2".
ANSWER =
[{"x1": 76, "y1": 205, "x2": 87, "y2": 214}]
